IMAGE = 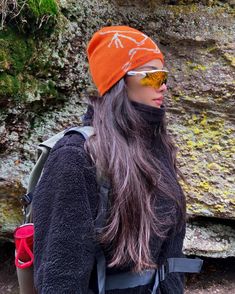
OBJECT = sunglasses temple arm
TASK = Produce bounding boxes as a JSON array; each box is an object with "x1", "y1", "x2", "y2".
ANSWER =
[{"x1": 126, "y1": 72, "x2": 138, "y2": 76}]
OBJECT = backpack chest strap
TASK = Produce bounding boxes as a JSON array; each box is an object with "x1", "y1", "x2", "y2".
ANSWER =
[{"x1": 95, "y1": 254, "x2": 203, "y2": 294}]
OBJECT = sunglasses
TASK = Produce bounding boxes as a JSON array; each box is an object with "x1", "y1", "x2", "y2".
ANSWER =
[{"x1": 126, "y1": 69, "x2": 169, "y2": 89}]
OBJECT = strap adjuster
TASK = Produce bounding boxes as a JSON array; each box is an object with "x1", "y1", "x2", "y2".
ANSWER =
[
  {"x1": 159, "y1": 262, "x2": 169, "y2": 281},
  {"x1": 20, "y1": 192, "x2": 34, "y2": 206}
]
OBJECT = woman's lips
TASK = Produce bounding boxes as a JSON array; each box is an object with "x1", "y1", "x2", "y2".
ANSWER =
[
  {"x1": 152, "y1": 96, "x2": 163, "y2": 105},
  {"x1": 153, "y1": 96, "x2": 163, "y2": 100}
]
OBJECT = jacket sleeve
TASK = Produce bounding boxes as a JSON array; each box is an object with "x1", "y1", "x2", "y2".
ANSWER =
[
  {"x1": 158, "y1": 221, "x2": 186, "y2": 294},
  {"x1": 32, "y1": 145, "x2": 96, "y2": 294}
]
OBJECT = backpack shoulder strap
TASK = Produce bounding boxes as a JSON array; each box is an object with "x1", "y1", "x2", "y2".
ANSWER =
[
  {"x1": 63, "y1": 126, "x2": 94, "y2": 139},
  {"x1": 93, "y1": 174, "x2": 111, "y2": 294},
  {"x1": 22, "y1": 126, "x2": 94, "y2": 223},
  {"x1": 94, "y1": 175, "x2": 111, "y2": 232},
  {"x1": 38, "y1": 125, "x2": 94, "y2": 150}
]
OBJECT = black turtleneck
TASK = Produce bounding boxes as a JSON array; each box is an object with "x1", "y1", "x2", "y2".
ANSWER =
[
  {"x1": 129, "y1": 100, "x2": 166, "y2": 126},
  {"x1": 82, "y1": 100, "x2": 165, "y2": 134},
  {"x1": 82, "y1": 100, "x2": 178, "y2": 198},
  {"x1": 82, "y1": 100, "x2": 167, "y2": 156},
  {"x1": 129, "y1": 100, "x2": 166, "y2": 145},
  {"x1": 131, "y1": 101, "x2": 180, "y2": 180}
]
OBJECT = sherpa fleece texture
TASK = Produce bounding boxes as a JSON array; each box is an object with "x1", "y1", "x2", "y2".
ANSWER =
[{"x1": 32, "y1": 131, "x2": 186, "y2": 294}]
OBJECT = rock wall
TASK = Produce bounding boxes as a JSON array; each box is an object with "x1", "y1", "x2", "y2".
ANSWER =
[{"x1": 0, "y1": 0, "x2": 234, "y2": 256}]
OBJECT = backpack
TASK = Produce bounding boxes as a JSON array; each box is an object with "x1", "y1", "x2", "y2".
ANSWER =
[{"x1": 15, "y1": 126, "x2": 203, "y2": 294}]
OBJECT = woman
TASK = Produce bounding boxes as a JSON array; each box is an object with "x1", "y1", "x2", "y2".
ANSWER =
[{"x1": 33, "y1": 26, "x2": 188, "y2": 294}]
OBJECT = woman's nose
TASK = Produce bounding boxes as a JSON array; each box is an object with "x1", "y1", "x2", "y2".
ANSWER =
[
  {"x1": 156, "y1": 83, "x2": 167, "y2": 92},
  {"x1": 161, "y1": 83, "x2": 167, "y2": 91}
]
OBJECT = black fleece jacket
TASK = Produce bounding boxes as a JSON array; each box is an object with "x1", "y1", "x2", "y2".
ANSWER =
[{"x1": 32, "y1": 102, "x2": 186, "y2": 294}]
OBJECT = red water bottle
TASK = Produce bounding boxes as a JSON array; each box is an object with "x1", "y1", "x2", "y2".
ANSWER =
[{"x1": 14, "y1": 223, "x2": 34, "y2": 269}]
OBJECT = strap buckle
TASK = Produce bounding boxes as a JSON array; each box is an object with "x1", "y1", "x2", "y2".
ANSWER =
[{"x1": 159, "y1": 262, "x2": 169, "y2": 281}]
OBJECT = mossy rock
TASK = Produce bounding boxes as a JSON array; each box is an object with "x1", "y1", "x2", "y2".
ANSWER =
[
  {"x1": 25, "y1": 0, "x2": 59, "y2": 18},
  {"x1": 0, "y1": 73, "x2": 21, "y2": 97},
  {"x1": 18, "y1": 0, "x2": 59, "y2": 33},
  {"x1": 0, "y1": 23, "x2": 62, "y2": 105},
  {"x1": 0, "y1": 28, "x2": 34, "y2": 74}
]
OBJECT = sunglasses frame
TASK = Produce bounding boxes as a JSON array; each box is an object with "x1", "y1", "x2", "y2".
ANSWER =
[{"x1": 126, "y1": 69, "x2": 169, "y2": 77}]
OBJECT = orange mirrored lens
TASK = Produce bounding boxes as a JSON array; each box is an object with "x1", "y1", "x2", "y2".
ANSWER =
[{"x1": 140, "y1": 71, "x2": 168, "y2": 88}]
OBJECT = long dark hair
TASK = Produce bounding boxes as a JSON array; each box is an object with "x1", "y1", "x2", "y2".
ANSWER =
[{"x1": 84, "y1": 78, "x2": 186, "y2": 272}]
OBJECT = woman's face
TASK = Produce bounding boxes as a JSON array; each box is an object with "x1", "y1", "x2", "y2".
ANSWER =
[{"x1": 125, "y1": 59, "x2": 168, "y2": 108}]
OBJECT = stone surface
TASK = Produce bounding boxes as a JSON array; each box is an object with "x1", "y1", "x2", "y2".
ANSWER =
[
  {"x1": 0, "y1": 1, "x2": 234, "y2": 255},
  {"x1": 184, "y1": 220, "x2": 235, "y2": 258}
]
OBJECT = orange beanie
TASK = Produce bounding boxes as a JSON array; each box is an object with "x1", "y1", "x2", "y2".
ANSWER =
[{"x1": 86, "y1": 25, "x2": 165, "y2": 96}]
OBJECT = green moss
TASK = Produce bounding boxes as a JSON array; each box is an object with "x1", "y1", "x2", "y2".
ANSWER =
[
  {"x1": 213, "y1": 204, "x2": 226, "y2": 213},
  {"x1": 170, "y1": 104, "x2": 234, "y2": 218},
  {"x1": 0, "y1": 50, "x2": 9, "y2": 70},
  {"x1": 191, "y1": 126, "x2": 202, "y2": 135},
  {"x1": 0, "y1": 72, "x2": 58, "y2": 103},
  {"x1": 0, "y1": 198, "x2": 23, "y2": 232},
  {"x1": 0, "y1": 25, "x2": 61, "y2": 104},
  {"x1": 168, "y1": 1, "x2": 234, "y2": 18},
  {"x1": 37, "y1": 80, "x2": 58, "y2": 99},
  {"x1": 10, "y1": 0, "x2": 60, "y2": 34},
  {"x1": 186, "y1": 61, "x2": 207, "y2": 71},
  {"x1": 187, "y1": 140, "x2": 196, "y2": 148},
  {"x1": 223, "y1": 53, "x2": 235, "y2": 67},
  {"x1": 198, "y1": 181, "x2": 211, "y2": 191},
  {"x1": 0, "y1": 27, "x2": 34, "y2": 73},
  {"x1": 26, "y1": 0, "x2": 59, "y2": 18},
  {"x1": 196, "y1": 140, "x2": 206, "y2": 149},
  {"x1": 172, "y1": 95, "x2": 180, "y2": 102},
  {"x1": 0, "y1": 73, "x2": 21, "y2": 96},
  {"x1": 168, "y1": 3, "x2": 200, "y2": 15},
  {"x1": 206, "y1": 45, "x2": 219, "y2": 53},
  {"x1": 207, "y1": 162, "x2": 221, "y2": 171}
]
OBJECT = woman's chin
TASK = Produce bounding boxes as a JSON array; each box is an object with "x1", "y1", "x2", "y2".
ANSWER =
[
  {"x1": 152, "y1": 99, "x2": 163, "y2": 108},
  {"x1": 150, "y1": 101, "x2": 161, "y2": 108}
]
